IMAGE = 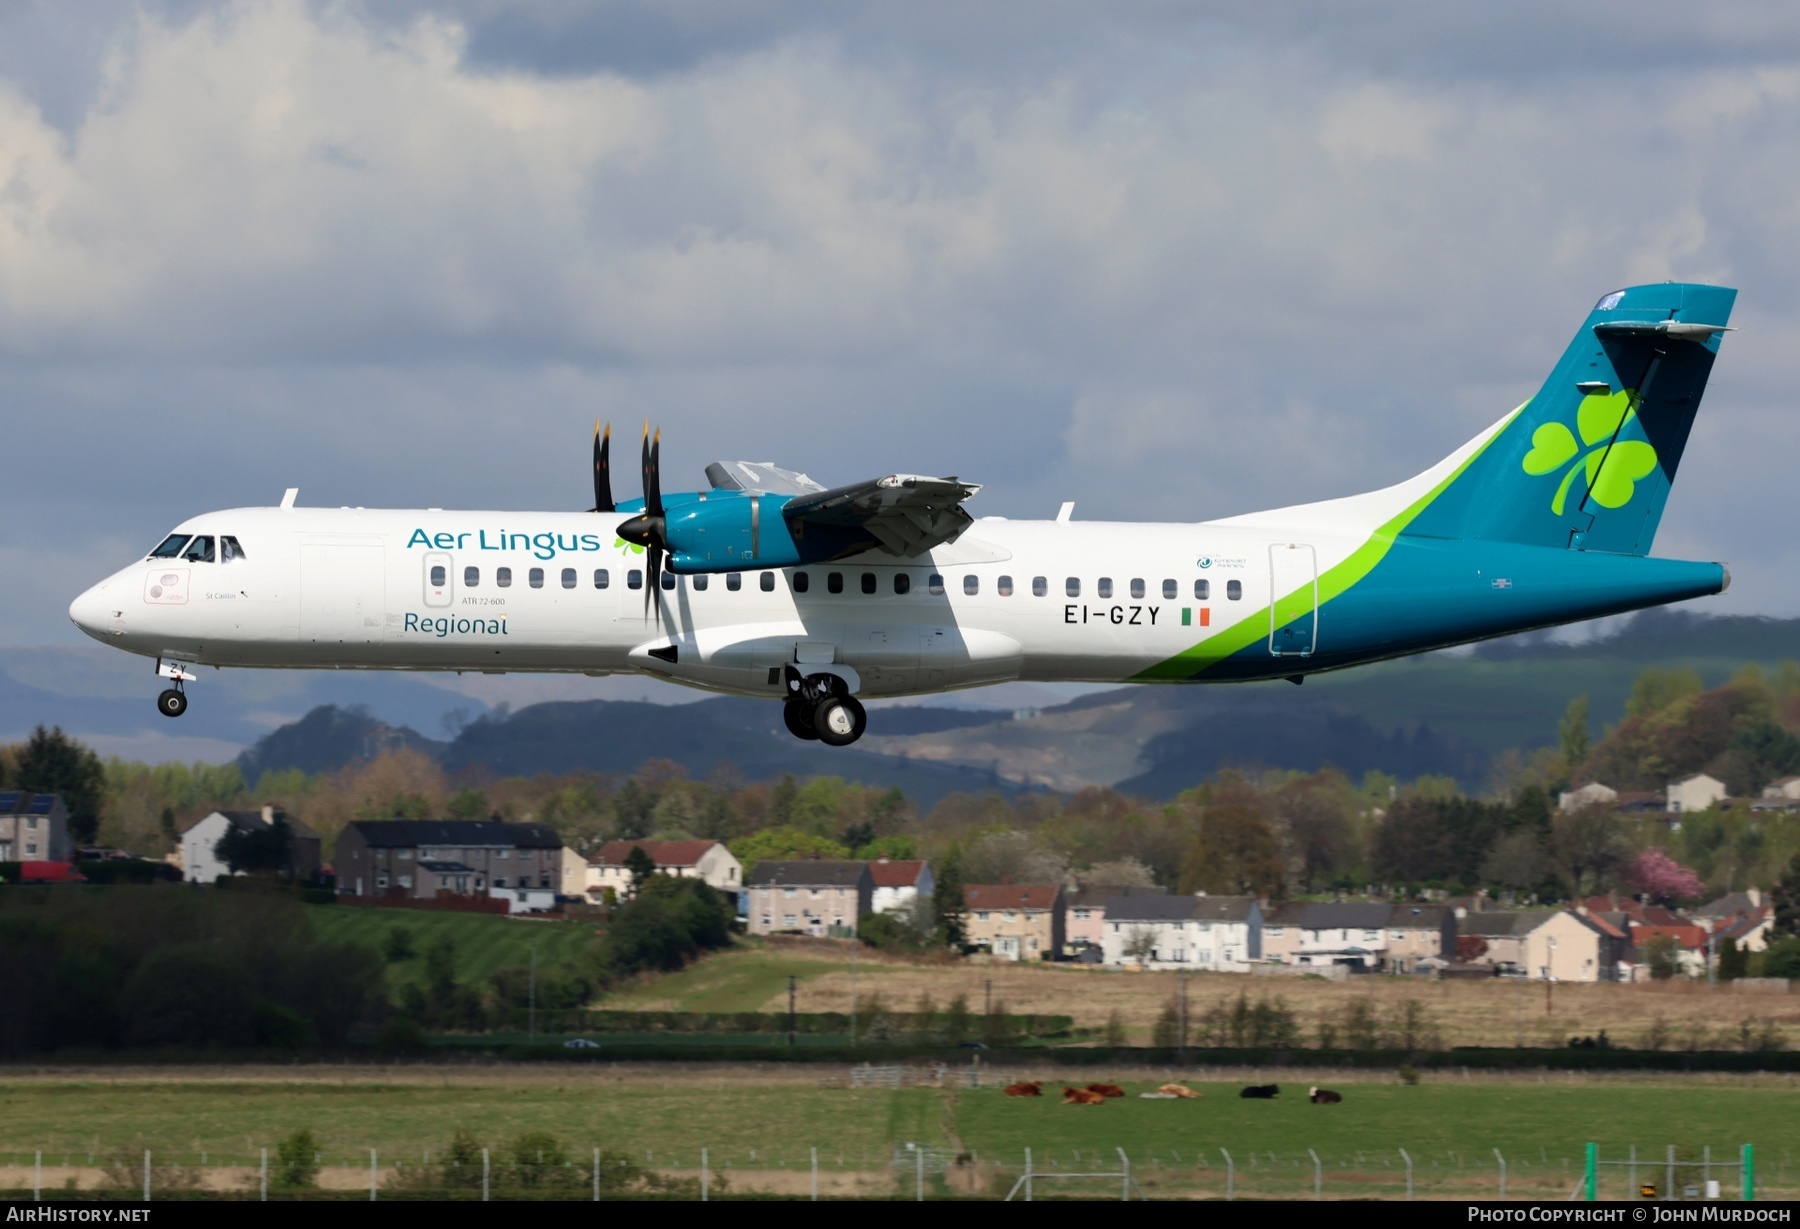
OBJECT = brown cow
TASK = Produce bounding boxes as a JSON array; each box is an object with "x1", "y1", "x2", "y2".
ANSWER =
[
  {"x1": 1086, "y1": 1083, "x2": 1126, "y2": 1098},
  {"x1": 1003, "y1": 1081, "x2": 1043, "y2": 1097},
  {"x1": 1061, "y1": 1086, "x2": 1106, "y2": 1105},
  {"x1": 1309, "y1": 1086, "x2": 1343, "y2": 1104},
  {"x1": 1157, "y1": 1083, "x2": 1202, "y2": 1099}
]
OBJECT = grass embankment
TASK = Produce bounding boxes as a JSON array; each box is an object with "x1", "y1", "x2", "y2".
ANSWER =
[
  {"x1": 0, "y1": 1069, "x2": 1794, "y2": 1199},
  {"x1": 304, "y1": 905, "x2": 597, "y2": 994}
]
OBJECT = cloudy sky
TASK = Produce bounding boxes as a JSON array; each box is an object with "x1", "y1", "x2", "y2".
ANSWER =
[{"x1": 6, "y1": 0, "x2": 1800, "y2": 652}]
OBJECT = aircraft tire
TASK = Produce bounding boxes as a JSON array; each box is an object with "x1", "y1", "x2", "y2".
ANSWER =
[
  {"x1": 783, "y1": 700, "x2": 820, "y2": 741},
  {"x1": 813, "y1": 695, "x2": 866, "y2": 747},
  {"x1": 157, "y1": 688, "x2": 188, "y2": 718}
]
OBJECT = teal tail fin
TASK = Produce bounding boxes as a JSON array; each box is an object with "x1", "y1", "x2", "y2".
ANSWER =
[{"x1": 1405, "y1": 282, "x2": 1735, "y2": 555}]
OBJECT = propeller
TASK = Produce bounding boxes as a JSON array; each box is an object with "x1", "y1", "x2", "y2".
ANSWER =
[
  {"x1": 615, "y1": 422, "x2": 668, "y2": 620},
  {"x1": 591, "y1": 421, "x2": 614, "y2": 513}
]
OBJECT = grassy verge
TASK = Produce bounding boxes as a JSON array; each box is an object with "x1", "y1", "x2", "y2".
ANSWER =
[{"x1": 304, "y1": 905, "x2": 597, "y2": 994}]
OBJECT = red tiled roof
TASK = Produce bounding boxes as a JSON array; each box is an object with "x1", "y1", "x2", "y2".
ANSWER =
[
  {"x1": 965, "y1": 884, "x2": 1061, "y2": 911},
  {"x1": 868, "y1": 859, "x2": 927, "y2": 887},
  {"x1": 591, "y1": 839, "x2": 721, "y2": 868},
  {"x1": 1630, "y1": 923, "x2": 1707, "y2": 950}
]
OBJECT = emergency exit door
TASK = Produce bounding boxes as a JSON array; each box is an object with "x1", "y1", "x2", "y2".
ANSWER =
[{"x1": 1268, "y1": 543, "x2": 1317, "y2": 657}]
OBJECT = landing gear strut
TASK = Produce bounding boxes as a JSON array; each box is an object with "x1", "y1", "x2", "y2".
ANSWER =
[
  {"x1": 156, "y1": 659, "x2": 195, "y2": 718},
  {"x1": 781, "y1": 666, "x2": 867, "y2": 746}
]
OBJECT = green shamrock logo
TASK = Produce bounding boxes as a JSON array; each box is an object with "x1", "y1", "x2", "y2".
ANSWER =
[
  {"x1": 614, "y1": 536, "x2": 645, "y2": 555},
  {"x1": 1520, "y1": 390, "x2": 1659, "y2": 515}
]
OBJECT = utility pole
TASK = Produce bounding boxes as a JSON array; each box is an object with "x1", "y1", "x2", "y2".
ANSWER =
[
  {"x1": 788, "y1": 974, "x2": 797, "y2": 1047},
  {"x1": 1179, "y1": 971, "x2": 1189, "y2": 1059},
  {"x1": 528, "y1": 939, "x2": 537, "y2": 1041},
  {"x1": 984, "y1": 978, "x2": 992, "y2": 1018}
]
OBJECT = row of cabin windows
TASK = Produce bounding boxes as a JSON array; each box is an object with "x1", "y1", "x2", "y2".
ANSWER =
[
  {"x1": 148, "y1": 534, "x2": 247, "y2": 563},
  {"x1": 432, "y1": 565, "x2": 1244, "y2": 602}
]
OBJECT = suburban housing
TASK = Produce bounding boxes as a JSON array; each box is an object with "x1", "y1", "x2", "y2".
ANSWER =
[
  {"x1": 0, "y1": 791, "x2": 72, "y2": 864},
  {"x1": 180, "y1": 805, "x2": 321, "y2": 884},
  {"x1": 334, "y1": 818, "x2": 563, "y2": 906},
  {"x1": 745, "y1": 860, "x2": 873, "y2": 937},
  {"x1": 963, "y1": 884, "x2": 1066, "y2": 961}
]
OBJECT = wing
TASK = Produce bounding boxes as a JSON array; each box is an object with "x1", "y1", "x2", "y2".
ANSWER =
[
  {"x1": 782, "y1": 474, "x2": 981, "y2": 557},
  {"x1": 704, "y1": 460, "x2": 826, "y2": 496}
]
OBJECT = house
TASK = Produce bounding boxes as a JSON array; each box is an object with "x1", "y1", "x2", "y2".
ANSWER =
[
  {"x1": 1384, "y1": 904, "x2": 1457, "y2": 972},
  {"x1": 1667, "y1": 773, "x2": 1727, "y2": 814},
  {"x1": 1100, "y1": 894, "x2": 1261, "y2": 971},
  {"x1": 1627, "y1": 918, "x2": 1709, "y2": 977},
  {"x1": 557, "y1": 847, "x2": 588, "y2": 898},
  {"x1": 868, "y1": 858, "x2": 934, "y2": 918},
  {"x1": 1457, "y1": 911, "x2": 1553, "y2": 974},
  {"x1": 1533, "y1": 909, "x2": 1628, "y2": 982},
  {"x1": 964, "y1": 884, "x2": 1065, "y2": 961},
  {"x1": 1261, "y1": 902, "x2": 1395, "y2": 971},
  {"x1": 1064, "y1": 884, "x2": 1169, "y2": 954},
  {"x1": 335, "y1": 818, "x2": 562, "y2": 901},
  {"x1": 587, "y1": 839, "x2": 743, "y2": 899},
  {"x1": 0, "y1": 792, "x2": 72, "y2": 864},
  {"x1": 1693, "y1": 888, "x2": 1775, "y2": 953},
  {"x1": 1558, "y1": 782, "x2": 1618, "y2": 812},
  {"x1": 1764, "y1": 777, "x2": 1800, "y2": 801},
  {"x1": 180, "y1": 805, "x2": 321, "y2": 883},
  {"x1": 746, "y1": 860, "x2": 872, "y2": 937}
]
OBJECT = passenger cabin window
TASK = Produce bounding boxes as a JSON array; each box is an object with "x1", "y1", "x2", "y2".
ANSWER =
[
  {"x1": 998, "y1": 575, "x2": 1013, "y2": 596},
  {"x1": 464, "y1": 566, "x2": 480, "y2": 587},
  {"x1": 496, "y1": 567, "x2": 513, "y2": 588},
  {"x1": 893, "y1": 573, "x2": 911, "y2": 595},
  {"x1": 827, "y1": 571, "x2": 844, "y2": 594},
  {"x1": 693, "y1": 574, "x2": 708, "y2": 591},
  {"x1": 1227, "y1": 579, "x2": 1243, "y2": 600},
  {"x1": 594, "y1": 569, "x2": 610, "y2": 589},
  {"x1": 181, "y1": 536, "x2": 215, "y2": 563},
  {"x1": 964, "y1": 575, "x2": 979, "y2": 596},
  {"x1": 149, "y1": 534, "x2": 191, "y2": 559},
  {"x1": 928, "y1": 574, "x2": 945, "y2": 596},
  {"x1": 727, "y1": 573, "x2": 742, "y2": 591},
  {"x1": 1097, "y1": 577, "x2": 1113, "y2": 599},
  {"x1": 561, "y1": 568, "x2": 576, "y2": 589},
  {"x1": 430, "y1": 565, "x2": 447, "y2": 586},
  {"x1": 1130, "y1": 578, "x2": 1145, "y2": 599},
  {"x1": 1032, "y1": 576, "x2": 1047, "y2": 597},
  {"x1": 627, "y1": 569, "x2": 643, "y2": 590},
  {"x1": 1066, "y1": 577, "x2": 1080, "y2": 598},
  {"x1": 760, "y1": 572, "x2": 775, "y2": 592},
  {"x1": 861, "y1": 572, "x2": 876, "y2": 595},
  {"x1": 1195, "y1": 578, "x2": 1210, "y2": 600},
  {"x1": 528, "y1": 567, "x2": 545, "y2": 588},
  {"x1": 220, "y1": 535, "x2": 246, "y2": 562},
  {"x1": 1163, "y1": 578, "x2": 1177, "y2": 600},
  {"x1": 793, "y1": 571, "x2": 810, "y2": 593},
  {"x1": 660, "y1": 570, "x2": 675, "y2": 590}
]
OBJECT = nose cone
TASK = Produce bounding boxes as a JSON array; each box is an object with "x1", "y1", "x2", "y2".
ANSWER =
[{"x1": 69, "y1": 581, "x2": 114, "y2": 640}]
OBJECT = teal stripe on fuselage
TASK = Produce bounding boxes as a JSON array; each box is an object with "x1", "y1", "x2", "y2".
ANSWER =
[{"x1": 1193, "y1": 540, "x2": 1725, "y2": 682}]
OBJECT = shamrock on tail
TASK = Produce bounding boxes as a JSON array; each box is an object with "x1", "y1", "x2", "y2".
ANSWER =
[{"x1": 1520, "y1": 390, "x2": 1660, "y2": 515}]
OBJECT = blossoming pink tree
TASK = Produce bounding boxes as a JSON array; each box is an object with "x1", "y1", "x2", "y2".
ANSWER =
[{"x1": 1627, "y1": 848, "x2": 1705, "y2": 904}]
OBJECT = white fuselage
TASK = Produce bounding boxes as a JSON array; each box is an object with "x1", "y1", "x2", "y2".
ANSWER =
[{"x1": 67, "y1": 504, "x2": 1351, "y2": 697}]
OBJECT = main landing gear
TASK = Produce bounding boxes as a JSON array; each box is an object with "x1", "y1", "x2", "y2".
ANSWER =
[
  {"x1": 781, "y1": 666, "x2": 867, "y2": 747},
  {"x1": 155, "y1": 659, "x2": 196, "y2": 719}
]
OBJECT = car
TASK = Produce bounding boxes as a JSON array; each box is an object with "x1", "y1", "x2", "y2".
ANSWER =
[{"x1": 562, "y1": 1038, "x2": 601, "y2": 1050}]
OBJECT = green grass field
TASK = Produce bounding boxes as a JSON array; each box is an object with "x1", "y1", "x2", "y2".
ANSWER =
[
  {"x1": 304, "y1": 905, "x2": 599, "y2": 994},
  {"x1": 1, "y1": 1069, "x2": 1794, "y2": 1199}
]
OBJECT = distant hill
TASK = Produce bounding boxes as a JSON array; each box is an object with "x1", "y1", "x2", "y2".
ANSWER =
[{"x1": 235, "y1": 704, "x2": 446, "y2": 782}]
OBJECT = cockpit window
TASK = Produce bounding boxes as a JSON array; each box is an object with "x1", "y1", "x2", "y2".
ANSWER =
[
  {"x1": 149, "y1": 535, "x2": 191, "y2": 559},
  {"x1": 220, "y1": 535, "x2": 246, "y2": 563},
  {"x1": 181, "y1": 536, "x2": 216, "y2": 563}
]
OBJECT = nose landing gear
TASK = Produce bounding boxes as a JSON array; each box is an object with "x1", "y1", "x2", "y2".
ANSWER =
[
  {"x1": 781, "y1": 666, "x2": 867, "y2": 746},
  {"x1": 155, "y1": 659, "x2": 196, "y2": 719}
]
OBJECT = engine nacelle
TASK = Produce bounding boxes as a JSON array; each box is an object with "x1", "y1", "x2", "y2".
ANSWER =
[{"x1": 664, "y1": 492, "x2": 803, "y2": 572}]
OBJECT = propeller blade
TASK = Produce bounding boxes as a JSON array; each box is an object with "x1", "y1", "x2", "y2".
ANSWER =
[
  {"x1": 592, "y1": 421, "x2": 614, "y2": 513},
  {"x1": 646, "y1": 541, "x2": 664, "y2": 625},
  {"x1": 647, "y1": 427, "x2": 664, "y2": 517}
]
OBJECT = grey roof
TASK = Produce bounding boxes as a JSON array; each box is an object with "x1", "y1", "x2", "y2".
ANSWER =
[
  {"x1": 345, "y1": 819, "x2": 562, "y2": 850},
  {"x1": 1387, "y1": 904, "x2": 1452, "y2": 929},
  {"x1": 746, "y1": 860, "x2": 871, "y2": 888},
  {"x1": 1459, "y1": 911, "x2": 1553, "y2": 938},
  {"x1": 1693, "y1": 891, "x2": 1762, "y2": 919},
  {"x1": 1267, "y1": 902, "x2": 1392, "y2": 929},
  {"x1": 1108, "y1": 894, "x2": 1257, "y2": 923},
  {"x1": 1066, "y1": 884, "x2": 1168, "y2": 909},
  {"x1": 213, "y1": 809, "x2": 319, "y2": 839}
]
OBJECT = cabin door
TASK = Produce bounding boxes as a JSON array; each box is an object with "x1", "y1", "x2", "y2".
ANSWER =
[{"x1": 1268, "y1": 542, "x2": 1318, "y2": 657}]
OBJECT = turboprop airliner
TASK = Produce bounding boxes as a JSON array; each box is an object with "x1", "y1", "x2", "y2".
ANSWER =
[{"x1": 70, "y1": 283, "x2": 1736, "y2": 747}]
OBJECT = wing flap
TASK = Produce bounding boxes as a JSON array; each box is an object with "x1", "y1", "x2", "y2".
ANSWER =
[{"x1": 783, "y1": 474, "x2": 980, "y2": 558}]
